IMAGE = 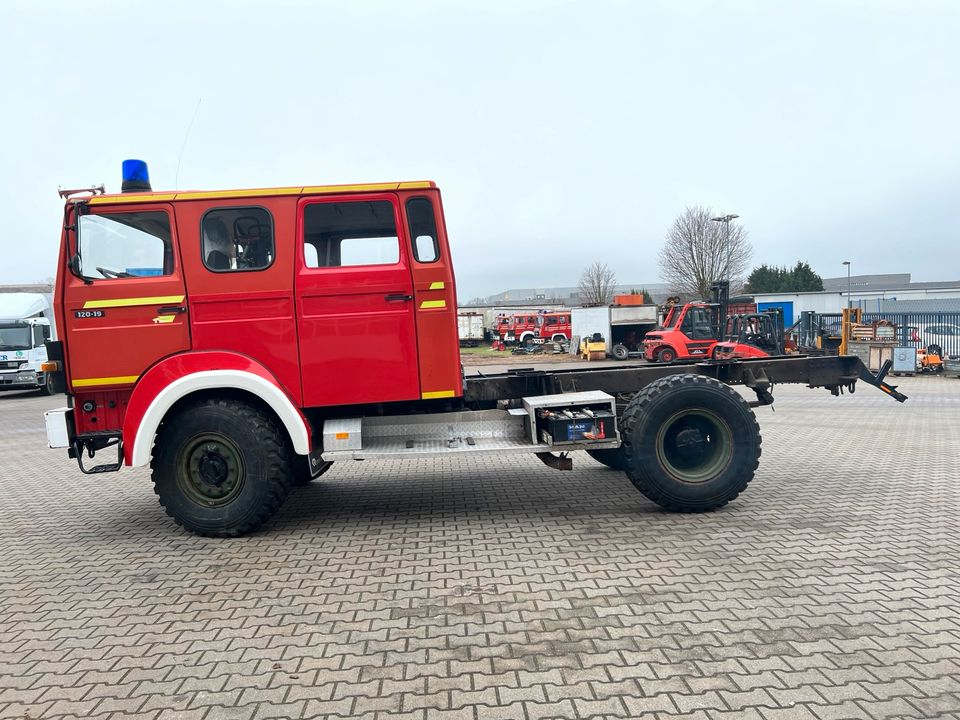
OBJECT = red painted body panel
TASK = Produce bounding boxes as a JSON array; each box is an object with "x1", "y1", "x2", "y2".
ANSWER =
[
  {"x1": 174, "y1": 196, "x2": 303, "y2": 405},
  {"x1": 405, "y1": 190, "x2": 461, "y2": 399},
  {"x1": 713, "y1": 342, "x2": 770, "y2": 360},
  {"x1": 60, "y1": 202, "x2": 191, "y2": 393},
  {"x1": 121, "y1": 350, "x2": 305, "y2": 464},
  {"x1": 294, "y1": 193, "x2": 420, "y2": 406}
]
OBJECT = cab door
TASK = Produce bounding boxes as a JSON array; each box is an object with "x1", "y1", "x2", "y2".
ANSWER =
[
  {"x1": 62, "y1": 203, "x2": 190, "y2": 390},
  {"x1": 295, "y1": 194, "x2": 420, "y2": 407}
]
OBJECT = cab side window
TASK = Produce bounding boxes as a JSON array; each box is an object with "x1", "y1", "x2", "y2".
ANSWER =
[
  {"x1": 202, "y1": 207, "x2": 274, "y2": 272},
  {"x1": 78, "y1": 211, "x2": 172, "y2": 279},
  {"x1": 406, "y1": 197, "x2": 439, "y2": 263},
  {"x1": 303, "y1": 201, "x2": 400, "y2": 268}
]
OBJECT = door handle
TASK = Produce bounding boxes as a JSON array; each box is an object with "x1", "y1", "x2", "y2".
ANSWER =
[
  {"x1": 157, "y1": 305, "x2": 187, "y2": 315},
  {"x1": 384, "y1": 294, "x2": 413, "y2": 302}
]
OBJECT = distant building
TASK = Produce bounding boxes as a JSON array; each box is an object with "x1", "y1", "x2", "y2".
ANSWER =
[
  {"x1": 468, "y1": 283, "x2": 673, "y2": 307},
  {"x1": 753, "y1": 273, "x2": 960, "y2": 325}
]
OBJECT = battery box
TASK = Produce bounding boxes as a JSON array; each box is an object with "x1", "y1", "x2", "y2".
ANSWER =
[
  {"x1": 536, "y1": 408, "x2": 615, "y2": 444},
  {"x1": 521, "y1": 390, "x2": 619, "y2": 447}
]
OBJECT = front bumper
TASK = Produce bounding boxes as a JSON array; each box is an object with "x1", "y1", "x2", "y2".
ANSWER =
[{"x1": 0, "y1": 370, "x2": 40, "y2": 390}]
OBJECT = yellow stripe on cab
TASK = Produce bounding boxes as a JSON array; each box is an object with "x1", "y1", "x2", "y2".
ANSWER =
[
  {"x1": 422, "y1": 390, "x2": 455, "y2": 400},
  {"x1": 72, "y1": 375, "x2": 140, "y2": 388},
  {"x1": 83, "y1": 295, "x2": 185, "y2": 309}
]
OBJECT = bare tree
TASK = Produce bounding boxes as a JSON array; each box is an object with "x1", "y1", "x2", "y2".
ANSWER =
[
  {"x1": 658, "y1": 206, "x2": 752, "y2": 298},
  {"x1": 578, "y1": 261, "x2": 617, "y2": 306}
]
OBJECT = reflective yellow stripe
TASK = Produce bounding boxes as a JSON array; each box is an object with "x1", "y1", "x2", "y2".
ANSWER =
[
  {"x1": 165, "y1": 187, "x2": 302, "y2": 200},
  {"x1": 152, "y1": 315, "x2": 176, "y2": 324},
  {"x1": 419, "y1": 300, "x2": 446, "y2": 310},
  {"x1": 72, "y1": 375, "x2": 139, "y2": 387},
  {"x1": 422, "y1": 390, "x2": 455, "y2": 400},
  {"x1": 87, "y1": 194, "x2": 178, "y2": 204},
  {"x1": 84, "y1": 181, "x2": 436, "y2": 205},
  {"x1": 83, "y1": 295, "x2": 185, "y2": 309},
  {"x1": 428, "y1": 281, "x2": 445, "y2": 290}
]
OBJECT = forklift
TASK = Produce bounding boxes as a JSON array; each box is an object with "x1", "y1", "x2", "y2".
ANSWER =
[{"x1": 713, "y1": 308, "x2": 785, "y2": 359}]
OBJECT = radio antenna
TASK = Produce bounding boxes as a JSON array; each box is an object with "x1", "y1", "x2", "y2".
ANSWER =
[{"x1": 175, "y1": 98, "x2": 202, "y2": 189}]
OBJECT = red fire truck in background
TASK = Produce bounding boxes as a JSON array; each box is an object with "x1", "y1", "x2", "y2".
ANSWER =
[
  {"x1": 535, "y1": 311, "x2": 571, "y2": 342},
  {"x1": 42, "y1": 161, "x2": 906, "y2": 537}
]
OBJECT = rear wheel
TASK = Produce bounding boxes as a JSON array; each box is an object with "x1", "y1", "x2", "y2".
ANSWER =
[
  {"x1": 657, "y1": 347, "x2": 677, "y2": 363},
  {"x1": 620, "y1": 374, "x2": 761, "y2": 512},
  {"x1": 151, "y1": 398, "x2": 294, "y2": 537}
]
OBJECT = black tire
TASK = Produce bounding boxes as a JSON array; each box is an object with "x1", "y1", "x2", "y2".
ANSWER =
[
  {"x1": 39, "y1": 373, "x2": 56, "y2": 396},
  {"x1": 151, "y1": 398, "x2": 294, "y2": 537},
  {"x1": 620, "y1": 374, "x2": 761, "y2": 512},
  {"x1": 523, "y1": 336, "x2": 534, "y2": 348},
  {"x1": 292, "y1": 456, "x2": 333, "y2": 486},
  {"x1": 587, "y1": 448, "x2": 627, "y2": 471},
  {"x1": 612, "y1": 344, "x2": 629, "y2": 361},
  {"x1": 657, "y1": 347, "x2": 677, "y2": 363}
]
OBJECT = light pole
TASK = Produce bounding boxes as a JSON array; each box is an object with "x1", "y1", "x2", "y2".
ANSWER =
[
  {"x1": 711, "y1": 214, "x2": 739, "y2": 284},
  {"x1": 842, "y1": 260, "x2": 851, "y2": 309}
]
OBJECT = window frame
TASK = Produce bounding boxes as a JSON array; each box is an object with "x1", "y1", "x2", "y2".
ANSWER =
[
  {"x1": 200, "y1": 205, "x2": 276, "y2": 274},
  {"x1": 405, "y1": 196, "x2": 441, "y2": 264},
  {"x1": 300, "y1": 196, "x2": 406, "y2": 271}
]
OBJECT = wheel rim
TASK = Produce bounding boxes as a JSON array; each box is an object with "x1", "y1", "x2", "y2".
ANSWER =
[
  {"x1": 661, "y1": 349, "x2": 675, "y2": 362},
  {"x1": 655, "y1": 408, "x2": 733, "y2": 483},
  {"x1": 176, "y1": 432, "x2": 245, "y2": 506}
]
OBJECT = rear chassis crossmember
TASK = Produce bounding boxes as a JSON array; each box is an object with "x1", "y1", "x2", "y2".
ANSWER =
[{"x1": 462, "y1": 355, "x2": 907, "y2": 406}]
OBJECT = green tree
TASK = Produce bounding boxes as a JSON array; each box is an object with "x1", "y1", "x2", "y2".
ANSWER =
[
  {"x1": 789, "y1": 261, "x2": 824, "y2": 291},
  {"x1": 744, "y1": 264, "x2": 784, "y2": 293},
  {"x1": 745, "y1": 262, "x2": 823, "y2": 293}
]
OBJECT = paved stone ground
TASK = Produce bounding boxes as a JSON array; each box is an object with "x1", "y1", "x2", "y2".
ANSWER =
[{"x1": 1, "y1": 376, "x2": 959, "y2": 720}]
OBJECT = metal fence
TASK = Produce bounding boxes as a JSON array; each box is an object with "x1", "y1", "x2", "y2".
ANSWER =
[{"x1": 815, "y1": 312, "x2": 960, "y2": 357}]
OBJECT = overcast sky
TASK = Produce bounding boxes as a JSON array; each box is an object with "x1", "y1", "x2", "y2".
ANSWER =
[{"x1": 3, "y1": 0, "x2": 958, "y2": 300}]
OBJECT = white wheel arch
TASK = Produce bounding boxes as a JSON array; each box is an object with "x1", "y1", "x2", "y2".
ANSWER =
[{"x1": 130, "y1": 370, "x2": 311, "y2": 467}]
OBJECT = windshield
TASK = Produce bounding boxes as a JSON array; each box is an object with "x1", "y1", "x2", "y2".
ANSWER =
[{"x1": 0, "y1": 324, "x2": 32, "y2": 350}]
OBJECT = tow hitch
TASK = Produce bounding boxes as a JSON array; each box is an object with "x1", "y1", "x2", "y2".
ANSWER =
[{"x1": 857, "y1": 360, "x2": 908, "y2": 403}]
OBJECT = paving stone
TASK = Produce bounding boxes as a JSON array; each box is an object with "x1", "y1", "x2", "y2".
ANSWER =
[{"x1": 1, "y1": 379, "x2": 957, "y2": 720}]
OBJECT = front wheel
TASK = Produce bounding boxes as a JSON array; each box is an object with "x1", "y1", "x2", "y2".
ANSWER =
[
  {"x1": 39, "y1": 373, "x2": 57, "y2": 396},
  {"x1": 620, "y1": 374, "x2": 761, "y2": 512},
  {"x1": 151, "y1": 398, "x2": 294, "y2": 537}
]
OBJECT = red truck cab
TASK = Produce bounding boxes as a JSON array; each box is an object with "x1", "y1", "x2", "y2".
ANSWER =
[
  {"x1": 535, "y1": 312, "x2": 571, "y2": 342},
  {"x1": 509, "y1": 313, "x2": 539, "y2": 345}
]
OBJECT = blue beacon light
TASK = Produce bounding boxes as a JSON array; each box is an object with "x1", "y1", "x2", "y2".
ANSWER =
[{"x1": 121, "y1": 159, "x2": 152, "y2": 193}]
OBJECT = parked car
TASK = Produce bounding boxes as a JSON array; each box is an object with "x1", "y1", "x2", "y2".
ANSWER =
[{"x1": 918, "y1": 323, "x2": 960, "y2": 354}]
